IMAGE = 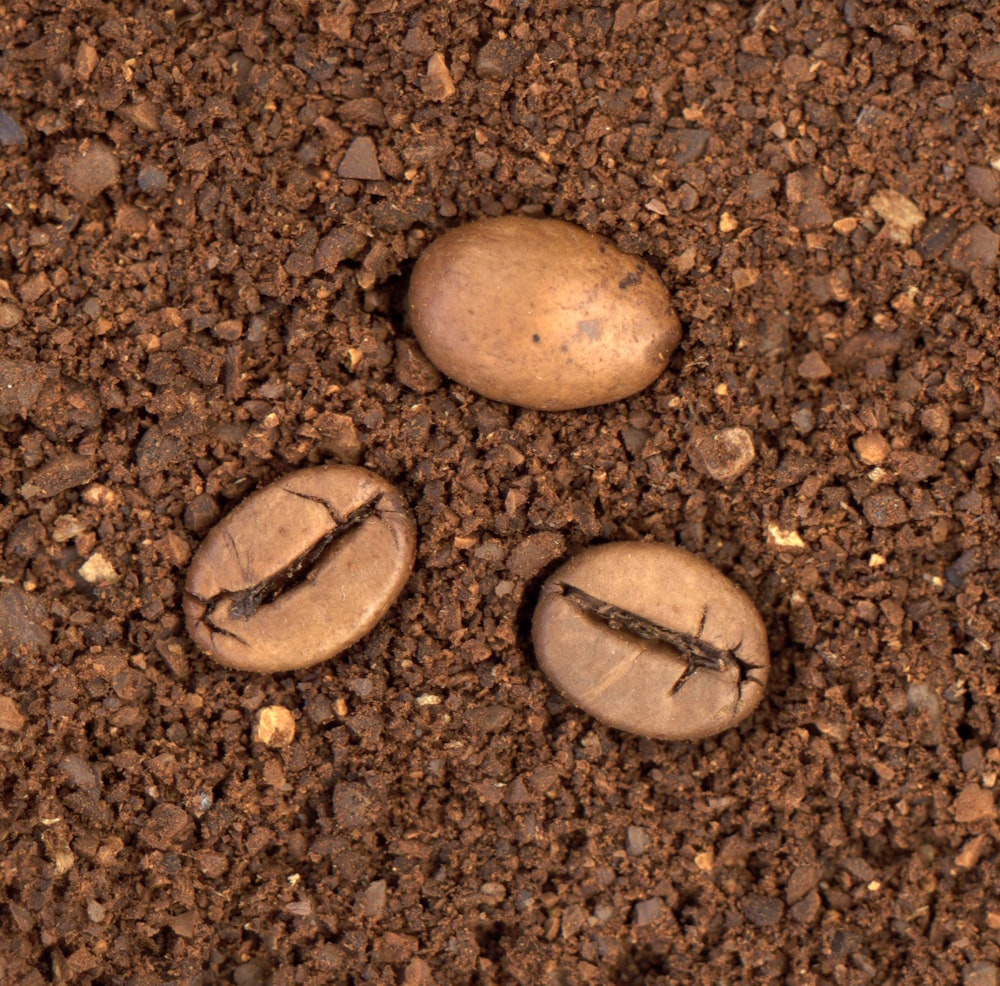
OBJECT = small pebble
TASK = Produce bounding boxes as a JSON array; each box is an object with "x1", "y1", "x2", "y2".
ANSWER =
[
  {"x1": 0, "y1": 108, "x2": 26, "y2": 146},
  {"x1": 394, "y1": 337, "x2": 443, "y2": 394},
  {"x1": 677, "y1": 184, "x2": 700, "y2": 211},
  {"x1": 946, "y1": 550, "x2": 978, "y2": 590},
  {"x1": 361, "y1": 879, "x2": 388, "y2": 918},
  {"x1": 140, "y1": 803, "x2": 191, "y2": 850},
  {"x1": 966, "y1": 166, "x2": 1000, "y2": 207},
  {"x1": 476, "y1": 37, "x2": 530, "y2": 80},
  {"x1": 213, "y1": 319, "x2": 244, "y2": 342},
  {"x1": 233, "y1": 962, "x2": 267, "y2": 986},
  {"x1": 948, "y1": 224, "x2": 1000, "y2": 274},
  {"x1": 632, "y1": 897, "x2": 662, "y2": 926},
  {"x1": 137, "y1": 164, "x2": 168, "y2": 195},
  {"x1": 424, "y1": 52, "x2": 456, "y2": 101},
  {"x1": 961, "y1": 748, "x2": 985, "y2": 775},
  {"x1": 785, "y1": 168, "x2": 831, "y2": 229},
  {"x1": 920, "y1": 404, "x2": 951, "y2": 438},
  {"x1": 465, "y1": 705, "x2": 511, "y2": 732},
  {"x1": 74, "y1": 41, "x2": 99, "y2": 82},
  {"x1": 21, "y1": 453, "x2": 97, "y2": 499},
  {"x1": 798, "y1": 351, "x2": 832, "y2": 380},
  {"x1": 620, "y1": 424, "x2": 650, "y2": 455},
  {"x1": 253, "y1": 706, "x2": 296, "y2": 747},
  {"x1": 789, "y1": 890, "x2": 821, "y2": 923},
  {"x1": 854, "y1": 432, "x2": 890, "y2": 465},
  {"x1": 78, "y1": 552, "x2": 120, "y2": 586},
  {"x1": 964, "y1": 962, "x2": 999, "y2": 986},
  {"x1": 183, "y1": 494, "x2": 219, "y2": 534},
  {"x1": 338, "y1": 137, "x2": 384, "y2": 181},
  {"x1": 20, "y1": 272, "x2": 52, "y2": 305},
  {"x1": 64, "y1": 140, "x2": 120, "y2": 201},
  {"x1": 790, "y1": 405, "x2": 815, "y2": 434},
  {"x1": 507, "y1": 532, "x2": 566, "y2": 579},
  {"x1": 480, "y1": 881, "x2": 507, "y2": 904},
  {"x1": 954, "y1": 785, "x2": 997, "y2": 824},
  {"x1": 743, "y1": 894, "x2": 785, "y2": 928},
  {"x1": 907, "y1": 682, "x2": 944, "y2": 744},
  {"x1": 314, "y1": 412, "x2": 363, "y2": 464},
  {"x1": 782, "y1": 53, "x2": 816, "y2": 85},
  {"x1": 869, "y1": 189, "x2": 925, "y2": 245},
  {"x1": 0, "y1": 586, "x2": 51, "y2": 656},
  {"x1": 688, "y1": 426, "x2": 756, "y2": 482},
  {"x1": 625, "y1": 826, "x2": 650, "y2": 856},
  {"x1": 0, "y1": 694, "x2": 26, "y2": 732},
  {"x1": 0, "y1": 302, "x2": 23, "y2": 329},
  {"x1": 955, "y1": 835, "x2": 988, "y2": 870},
  {"x1": 862, "y1": 490, "x2": 908, "y2": 527},
  {"x1": 786, "y1": 864, "x2": 822, "y2": 904},
  {"x1": 403, "y1": 958, "x2": 436, "y2": 986}
]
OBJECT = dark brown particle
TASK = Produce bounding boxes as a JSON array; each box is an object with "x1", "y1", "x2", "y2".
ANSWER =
[{"x1": 2, "y1": 1, "x2": 1000, "y2": 983}]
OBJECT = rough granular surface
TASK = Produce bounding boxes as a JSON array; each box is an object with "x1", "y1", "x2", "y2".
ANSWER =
[{"x1": 1, "y1": 2, "x2": 999, "y2": 984}]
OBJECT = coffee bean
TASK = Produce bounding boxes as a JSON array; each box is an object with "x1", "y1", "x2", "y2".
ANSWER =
[
  {"x1": 407, "y1": 216, "x2": 682, "y2": 410},
  {"x1": 184, "y1": 465, "x2": 416, "y2": 673},
  {"x1": 531, "y1": 542, "x2": 768, "y2": 740}
]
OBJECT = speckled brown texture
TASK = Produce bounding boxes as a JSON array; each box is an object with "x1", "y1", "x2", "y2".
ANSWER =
[{"x1": 2, "y1": 2, "x2": 1000, "y2": 984}]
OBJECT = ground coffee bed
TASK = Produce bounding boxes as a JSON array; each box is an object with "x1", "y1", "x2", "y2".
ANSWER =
[{"x1": 2, "y1": 1, "x2": 999, "y2": 983}]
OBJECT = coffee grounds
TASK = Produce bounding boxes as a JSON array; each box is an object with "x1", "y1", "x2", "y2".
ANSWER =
[{"x1": 2, "y1": 2, "x2": 999, "y2": 983}]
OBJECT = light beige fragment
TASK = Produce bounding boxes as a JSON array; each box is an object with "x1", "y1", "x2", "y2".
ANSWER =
[
  {"x1": 869, "y1": 189, "x2": 926, "y2": 245},
  {"x1": 0, "y1": 694, "x2": 26, "y2": 732},
  {"x1": 253, "y1": 706, "x2": 296, "y2": 748},
  {"x1": 425, "y1": 53, "x2": 456, "y2": 101},
  {"x1": 766, "y1": 523, "x2": 806, "y2": 550},
  {"x1": 78, "y1": 552, "x2": 119, "y2": 585}
]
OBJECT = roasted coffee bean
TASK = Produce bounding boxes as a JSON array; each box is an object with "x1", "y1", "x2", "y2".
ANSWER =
[
  {"x1": 407, "y1": 216, "x2": 682, "y2": 410},
  {"x1": 184, "y1": 466, "x2": 416, "y2": 673},
  {"x1": 532, "y1": 542, "x2": 768, "y2": 740}
]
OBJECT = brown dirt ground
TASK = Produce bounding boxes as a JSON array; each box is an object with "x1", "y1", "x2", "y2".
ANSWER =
[{"x1": 2, "y1": 1, "x2": 1000, "y2": 983}]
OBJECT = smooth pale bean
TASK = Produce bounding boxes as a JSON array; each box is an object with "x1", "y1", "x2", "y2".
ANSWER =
[{"x1": 407, "y1": 217, "x2": 682, "y2": 410}]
